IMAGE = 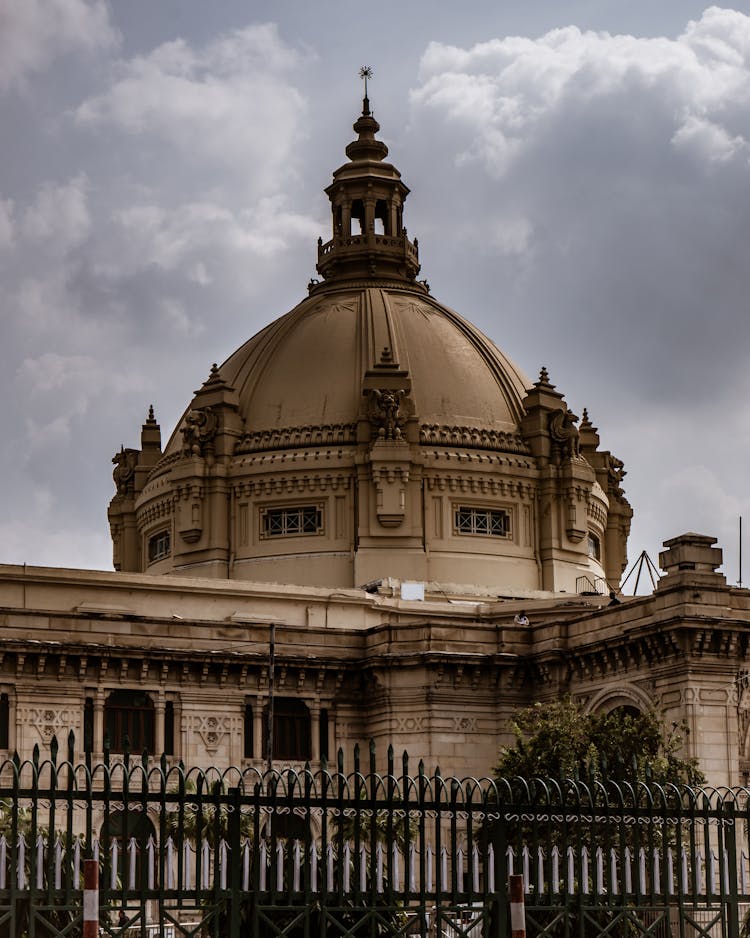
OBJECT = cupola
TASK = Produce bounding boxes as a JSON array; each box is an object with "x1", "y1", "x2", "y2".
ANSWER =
[{"x1": 315, "y1": 86, "x2": 420, "y2": 285}]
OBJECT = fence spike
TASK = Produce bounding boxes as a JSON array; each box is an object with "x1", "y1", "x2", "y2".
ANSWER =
[{"x1": 310, "y1": 842, "x2": 318, "y2": 894}]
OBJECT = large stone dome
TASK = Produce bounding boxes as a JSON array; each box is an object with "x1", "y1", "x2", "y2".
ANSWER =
[
  {"x1": 108, "y1": 96, "x2": 632, "y2": 596},
  {"x1": 163, "y1": 285, "x2": 530, "y2": 460}
]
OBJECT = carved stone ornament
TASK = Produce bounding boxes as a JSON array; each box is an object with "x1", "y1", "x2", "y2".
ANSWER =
[
  {"x1": 607, "y1": 454, "x2": 627, "y2": 497},
  {"x1": 112, "y1": 446, "x2": 138, "y2": 495},
  {"x1": 367, "y1": 387, "x2": 408, "y2": 441},
  {"x1": 181, "y1": 406, "x2": 218, "y2": 457},
  {"x1": 549, "y1": 408, "x2": 581, "y2": 460}
]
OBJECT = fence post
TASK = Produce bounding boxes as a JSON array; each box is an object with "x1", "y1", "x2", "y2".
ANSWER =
[
  {"x1": 83, "y1": 858, "x2": 99, "y2": 938},
  {"x1": 229, "y1": 786, "x2": 242, "y2": 938},
  {"x1": 724, "y1": 801, "x2": 740, "y2": 938},
  {"x1": 509, "y1": 873, "x2": 526, "y2": 938}
]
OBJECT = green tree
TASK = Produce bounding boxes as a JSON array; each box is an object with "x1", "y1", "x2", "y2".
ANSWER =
[{"x1": 495, "y1": 697, "x2": 704, "y2": 787}]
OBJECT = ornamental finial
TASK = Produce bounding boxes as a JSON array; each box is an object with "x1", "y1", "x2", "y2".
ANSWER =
[{"x1": 359, "y1": 66, "x2": 373, "y2": 115}]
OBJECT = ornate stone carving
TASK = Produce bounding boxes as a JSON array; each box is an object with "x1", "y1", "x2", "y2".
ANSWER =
[
  {"x1": 607, "y1": 454, "x2": 627, "y2": 497},
  {"x1": 235, "y1": 423, "x2": 357, "y2": 455},
  {"x1": 367, "y1": 388, "x2": 408, "y2": 441},
  {"x1": 419, "y1": 424, "x2": 531, "y2": 455},
  {"x1": 181, "y1": 406, "x2": 218, "y2": 457},
  {"x1": 112, "y1": 447, "x2": 138, "y2": 495},
  {"x1": 21, "y1": 705, "x2": 78, "y2": 745},
  {"x1": 186, "y1": 712, "x2": 234, "y2": 755},
  {"x1": 452, "y1": 715, "x2": 477, "y2": 733},
  {"x1": 549, "y1": 408, "x2": 581, "y2": 460}
]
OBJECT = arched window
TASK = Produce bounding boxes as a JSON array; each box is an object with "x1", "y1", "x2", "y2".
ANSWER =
[
  {"x1": 105, "y1": 691, "x2": 155, "y2": 754},
  {"x1": 350, "y1": 199, "x2": 365, "y2": 235},
  {"x1": 263, "y1": 697, "x2": 311, "y2": 761},
  {"x1": 374, "y1": 199, "x2": 389, "y2": 235}
]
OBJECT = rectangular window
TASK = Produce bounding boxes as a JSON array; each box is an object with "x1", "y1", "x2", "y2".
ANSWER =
[
  {"x1": 454, "y1": 506, "x2": 511, "y2": 538},
  {"x1": 261, "y1": 505, "x2": 323, "y2": 539},
  {"x1": 148, "y1": 530, "x2": 171, "y2": 563}
]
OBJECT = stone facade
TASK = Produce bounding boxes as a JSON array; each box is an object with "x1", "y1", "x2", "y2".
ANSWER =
[{"x1": 0, "y1": 532, "x2": 747, "y2": 784}]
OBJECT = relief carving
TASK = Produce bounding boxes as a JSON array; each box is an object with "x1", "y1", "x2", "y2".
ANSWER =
[
  {"x1": 187, "y1": 713, "x2": 233, "y2": 755},
  {"x1": 367, "y1": 388, "x2": 408, "y2": 441},
  {"x1": 21, "y1": 706, "x2": 78, "y2": 745},
  {"x1": 181, "y1": 406, "x2": 218, "y2": 457}
]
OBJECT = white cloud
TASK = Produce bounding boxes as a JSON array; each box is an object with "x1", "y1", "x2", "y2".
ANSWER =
[
  {"x1": 74, "y1": 24, "x2": 307, "y2": 200},
  {"x1": 0, "y1": 198, "x2": 14, "y2": 248},
  {"x1": 0, "y1": 0, "x2": 116, "y2": 92},
  {"x1": 22, "y1": 175, "x2": 91, "y2": 249}
]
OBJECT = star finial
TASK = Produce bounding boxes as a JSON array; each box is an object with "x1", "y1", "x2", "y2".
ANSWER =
[
  {"x1": 359, "y1": 66, "x2": 373, "y2": 97},
  {"x1": 359, "y1": 66, "x2": 373, "y2": 115}
]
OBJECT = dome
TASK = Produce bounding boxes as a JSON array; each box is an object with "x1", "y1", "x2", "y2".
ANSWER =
[
  {"x1": 108, "y1": 95, "x2": 632, "y2": 596},
  {"x1": 161, "y1": 286, "x2": 530, "y2": 462}
]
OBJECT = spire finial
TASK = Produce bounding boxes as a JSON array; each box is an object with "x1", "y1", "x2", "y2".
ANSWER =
[{"x1": 359, "y1": 66, "x2": 373, "y2": 115}]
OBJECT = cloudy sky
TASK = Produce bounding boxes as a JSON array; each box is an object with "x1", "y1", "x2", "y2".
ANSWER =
[{"x1": 1, "y1": 0, "x2": 749, "y2": 591}]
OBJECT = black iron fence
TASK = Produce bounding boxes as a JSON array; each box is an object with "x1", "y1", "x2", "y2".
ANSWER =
[{"x1": 0, "y1": 733, "x2": 748, "y2": 937}]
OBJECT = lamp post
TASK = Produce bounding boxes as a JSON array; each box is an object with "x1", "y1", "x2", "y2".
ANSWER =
[{"x1": 265, "y1": 620, "x2": 275, "y2": 774}]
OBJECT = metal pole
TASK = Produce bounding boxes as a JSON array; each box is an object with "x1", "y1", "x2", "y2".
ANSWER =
[
  {"x1": 83, "y1": 858, "x2": 99, "y2": 938},
  {"x1": 266, "y1": 621, "x2": 275, "y2": 774},
  {"x1": 739, "y1": 516, "x2": 743, "y2": 587},
  {"x1": 509, "y1": 873, "x2": 526, "y2": 938}
]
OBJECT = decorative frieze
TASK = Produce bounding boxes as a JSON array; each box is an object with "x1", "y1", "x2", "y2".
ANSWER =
[
  {"x1": 419, "y1": 424, "x2": 531, "y2": 455},
  {"x1": 234, "y1": 475, "x2": 352, "y2": 498},
  {"x1": 425, "y1": 475, "x2": 535, "y2": 500},
  {"x1": 236, "y1": 423, "x2": 357, "y2": 454},
  {"x1": 136, "y1": 496, "x2": 173, "y2": 527}
]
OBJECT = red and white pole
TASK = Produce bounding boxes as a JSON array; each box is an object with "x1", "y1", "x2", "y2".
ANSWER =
[
  {"x1": 509, "y1": 873, "x2": 526, "y2": 938},
  {"x1": 83, "y1": 858, "x2": 99, "y2": 938}
]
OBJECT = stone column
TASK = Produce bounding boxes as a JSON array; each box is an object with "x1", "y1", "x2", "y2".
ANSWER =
[
  {"x1": 94, "y1": 689, "x2": 105, "y2": 759},
  {"x1": 253, "y1": 701, "x2": 263, "y2": 762},
  {"x1": 310, "y1": 702, "x2": 320, "y2": 763},
  {"x1": 155, "y1": 692, "x2": 165, "y2": 756}
]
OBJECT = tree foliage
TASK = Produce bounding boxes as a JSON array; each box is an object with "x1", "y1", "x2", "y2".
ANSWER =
[{"x1": 495, "y1": 697, "x2": 705, "y2": 787}]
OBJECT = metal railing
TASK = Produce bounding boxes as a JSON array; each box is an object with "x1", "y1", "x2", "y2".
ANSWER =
[{"x1": 0, "y1": 733, "x2": 748, "y2": 937}]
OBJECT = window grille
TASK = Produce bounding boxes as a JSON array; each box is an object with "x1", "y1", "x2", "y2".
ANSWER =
[
  {"x1": 454, "y1": 506, "x2": 510, "y2": 538},
  {"x1": 261, "y1": 506, "x2": 322, "y2": 538},
  {"x1": 148, "y1": 529, "x2": 171, "y2": 562}
]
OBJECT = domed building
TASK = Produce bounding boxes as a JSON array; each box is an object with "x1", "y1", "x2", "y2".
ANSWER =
[
  {"x1": 0, "y1": 95, "x2": 744, "y2": 796},
  {"x1": 108, "y1": 96, "x2": 632, "y2": 596}
]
